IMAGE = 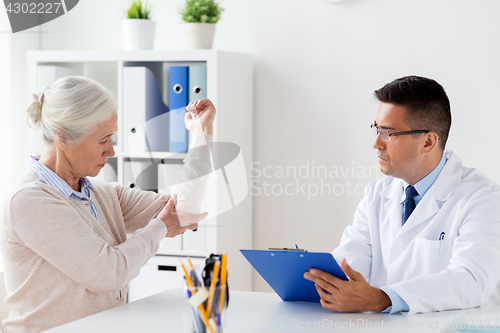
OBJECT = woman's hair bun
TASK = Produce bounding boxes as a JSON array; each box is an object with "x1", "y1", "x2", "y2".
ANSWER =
[
  {"x1": 26, "y1": 76, "x2": 116, "y2": 143},
  {"x1": 27, "y1": 88, "x2": 48, "y2": 130}
]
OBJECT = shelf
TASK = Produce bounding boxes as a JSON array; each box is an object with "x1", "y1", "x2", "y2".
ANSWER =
[
  {"x1": 154, "y1": 250, "x2": 208, "y2": 258},
  {"x1": 28, "y1": 49, "x2": 254, "y2": 292},
  {"x1": 27, "y1": 49, "x2": 253, "y2": 64},
  {"x1": 116, "y1": 151, "x2": 187, "y2": 160},
  {"x1": 110, "y1": 147, "x2": 186, "y2": 160}
]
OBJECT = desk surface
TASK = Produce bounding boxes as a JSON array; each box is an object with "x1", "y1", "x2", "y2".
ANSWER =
[{"x1": 45, "y1": 289, "x2": 500, "y2": 333}]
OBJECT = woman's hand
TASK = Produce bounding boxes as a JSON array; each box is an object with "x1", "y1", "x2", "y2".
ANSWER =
[
  {"x1": 185, "y1": 98, "x2": 217, "y2": 136},
  {"x1": 157, "y1": 195, "x2": 208, "y2": 238}
]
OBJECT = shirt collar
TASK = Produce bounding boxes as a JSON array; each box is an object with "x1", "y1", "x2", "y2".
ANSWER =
[
  {"x1": 26, "y1": 156, "x2": 95, "y2": 198},
  {"x1": 401, "y1": 150, "x2": 449, "y2": 202}
]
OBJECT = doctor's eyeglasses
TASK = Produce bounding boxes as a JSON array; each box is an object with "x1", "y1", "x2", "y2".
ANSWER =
[{"x1": 371, "y1": 123, "x2": 429, "y2": 142}]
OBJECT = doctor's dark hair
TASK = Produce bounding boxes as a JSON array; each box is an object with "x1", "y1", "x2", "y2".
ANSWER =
[{"x1": 374, "y1": 76, "x2": 451, "y2": 149}]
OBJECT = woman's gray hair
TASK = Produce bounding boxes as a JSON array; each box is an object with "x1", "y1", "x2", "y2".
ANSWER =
[{"x1": 27, "y1": 76, "x2": 117, "y2": 143}]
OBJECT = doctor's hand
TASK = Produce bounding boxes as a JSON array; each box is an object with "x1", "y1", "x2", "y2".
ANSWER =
[
  {"x1": 185, "y1": 98, "x2": 217, "y2": 136},
  {"x1": 157, "y1": 195, "x2": 208, "y2": 238},
  {"x1": 304, "y1": 258, "x2": 391, "y2": 313}
]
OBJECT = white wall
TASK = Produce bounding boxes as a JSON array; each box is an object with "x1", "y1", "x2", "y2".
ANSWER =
[
  {"x1": 0, "y1": 9, "x2": 12, "y2": 273},
  {"x1": 0, "y1": 8, "x2": 12, "y2": 192},
  {"x1": 0, "y1": 9, "x2": 40, "y2": 272},
  {"x1": 4, "y1": 0, "x2": 500, "y2": 292}
]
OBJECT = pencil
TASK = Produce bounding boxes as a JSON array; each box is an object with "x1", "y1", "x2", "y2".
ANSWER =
[
  {"x1": 206, "y1": 261, "x2": 220, "y2": 315},
  {"x1": 219, "y1": 254, "x2": 227, "y2": 314},
  {"x1": 181, "y1": 263, "x2": 195, "y2": 289},
  {"x1": 181, "y1": 263, "x2": 214, "y2": 333}
]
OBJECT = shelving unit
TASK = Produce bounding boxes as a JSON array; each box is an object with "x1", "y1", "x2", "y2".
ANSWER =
[{"x1": 27, "y1": 50, "x2": 254, "y2": 293}]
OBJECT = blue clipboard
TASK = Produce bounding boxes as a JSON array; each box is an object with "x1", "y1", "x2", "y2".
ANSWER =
[{"x1": 240, "y1": 249, "x2": 348, "y2": 303}]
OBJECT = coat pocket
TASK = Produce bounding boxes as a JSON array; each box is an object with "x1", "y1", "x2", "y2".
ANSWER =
[{"x1": 409, "y1": 236, "x2": 453, "y2": 279}]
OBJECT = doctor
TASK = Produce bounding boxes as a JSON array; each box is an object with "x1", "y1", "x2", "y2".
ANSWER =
[{"x1": 304, "y1": 76, "x2": 500, "y2": 314}]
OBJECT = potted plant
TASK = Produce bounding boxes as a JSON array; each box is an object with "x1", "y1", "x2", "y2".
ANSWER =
[
  {"x1": 123, "y1": 0, "x2": 155, "y2": 50},
  {"x1": 179, "y1": 0, "x2": 224, "y2": 49}
]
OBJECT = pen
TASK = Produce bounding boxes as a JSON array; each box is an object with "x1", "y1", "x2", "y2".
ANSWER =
[
  {"x1": 188, "y1": 259, "x2": 202, "y2": 287},
  {"x1": 184, "y1": 277, "x2": 203, "y2": 333},
  {"x1": 439, "y1": 232, "x2": 446, "y2": 255},
  {"x1": 186, "y1": 266, "x2": 204, "y2": 333},
  {"x1": 216, "y1": 313, "x2": 222, "y2": 333}
]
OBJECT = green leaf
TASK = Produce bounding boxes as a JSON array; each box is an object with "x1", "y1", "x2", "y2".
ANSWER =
[
  {"x1": 179, "y1": 0, "x2": 224, "y2": 23},
  {"x1": 126, "y1": 0, "x2": 151, "y2": 19}
]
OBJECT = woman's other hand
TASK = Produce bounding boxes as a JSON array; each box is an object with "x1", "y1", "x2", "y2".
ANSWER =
[
  {"x1": 157, "y1": 195, "x2": 208, "y2": 238},
  {"x1": 185, "y1": 98, "x2": 217, "y2": 136}
]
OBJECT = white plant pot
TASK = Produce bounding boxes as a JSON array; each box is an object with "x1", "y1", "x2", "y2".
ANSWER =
[
  {"x1": 122, "y1": 19, "x2": 156, "y2": 50},
  {"x1": 183, "y1": 23, "x2": 216, "y2": 50}
]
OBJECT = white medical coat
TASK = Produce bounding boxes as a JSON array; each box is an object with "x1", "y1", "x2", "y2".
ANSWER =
[{"x1": 332, "y1": 150, "x2": 500, "y2": 314}]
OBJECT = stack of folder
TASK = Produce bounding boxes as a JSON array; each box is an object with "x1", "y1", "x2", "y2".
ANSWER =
[
  {"x1": 122, "y1": 64, "x2": 209, "y2": 251},
  {"x1": 123, "y1": 65, "x2": 207, "y2": 155}
]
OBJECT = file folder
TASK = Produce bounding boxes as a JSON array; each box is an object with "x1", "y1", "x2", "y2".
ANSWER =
[
  {"x1": 157, "y1": 161, "x2": 183, "y2": 196},
  {"x1": 169, "y1": 66, "x2": 189, "y2": 153},
  {"x1": 123, "y1": 160, "x2": 158, "y2": 192},
  {"x1": 123, "y1": 67, "x2": 169, "y2": 153},
  {"x1": 188, "y1": 65, "x2": 207, "y2": 102},
  {"x1": 145, "y1": 69, "x2": 169, "y2": 152},
  {"x1": 240, "y1": 249, "x2": 348, "y2": 303},
  {"x1": 187, "y1": 65, "x2": 207, "y2": 147},
  {"x1": 156, "y1": 161, "x2": 182, "y2": 251},
  {"x1": 157, "y1": 159, "x2": 205, "y2": 251}
]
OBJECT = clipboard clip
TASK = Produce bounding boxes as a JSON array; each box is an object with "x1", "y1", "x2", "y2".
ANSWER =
[{"x1": 268, "y1": 247, "x2": 308, "y2": 252}]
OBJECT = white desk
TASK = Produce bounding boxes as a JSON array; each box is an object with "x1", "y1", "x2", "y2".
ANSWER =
[{"x1": 45, "y1": 289, "x2": 500, "y2": 332}]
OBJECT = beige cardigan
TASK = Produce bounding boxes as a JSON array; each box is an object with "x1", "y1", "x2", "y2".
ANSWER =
[{"x1": 1, "y1": 134, "x2": 213, "y2": 332}]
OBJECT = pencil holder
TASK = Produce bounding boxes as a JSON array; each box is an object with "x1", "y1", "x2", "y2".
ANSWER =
[{"x1": 182, "y1": 285, "x2": 228, "y2": 333}]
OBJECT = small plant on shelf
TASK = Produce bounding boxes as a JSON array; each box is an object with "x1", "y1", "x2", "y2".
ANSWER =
[
  {"x1": 122, "y1": 0, "x2": 155, "y2": 50},
  {"x1": 180, "y1": 0, "x2": 224, "y2": 24},
  {"x1": 126, "y1": 0, "x2": 151, "y2": 20}
]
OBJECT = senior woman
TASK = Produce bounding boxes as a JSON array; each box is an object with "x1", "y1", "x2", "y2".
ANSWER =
[{"x1": 1, "y1": 76, "x2": 215, "y2": 333}]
